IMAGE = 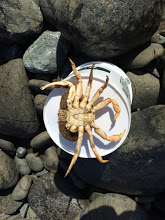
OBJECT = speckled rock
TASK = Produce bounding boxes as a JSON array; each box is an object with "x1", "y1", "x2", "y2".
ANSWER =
[
  {"x1": 14, "y1": 156, "x2": 31, "y2": 175},
  {"x1": 30, "y1": 131, "x2": 52, "y2": 149},
  {"x1": 74, "y1": 193, "x2": 147, "y2": 220},
  {"x1": 12, "y1": 175, "x2": 32, "y2": 201},
  {"x1": 0, "y1": 213, "x2": 24, "y2": 220},
  {"x1": 23, "y1": 31, "x2": 71, "y2": 74},
  {"x1": 62, "y1": 105, "x2": 165, "y2": 195},
  {"x1": 26, "y1": 207, "x2": 41, "y2": 220},
  {"x1": 34, "y1": 94, "x2": 47, "y2": 116},
  {"x1": 25, "y1": 153, "x2": 44, "y2": 172},
  {"x1": 126, "y1": 71, "x2": 160, "y2": 111},
  {"x1": 0, "y1": 59, "x2": 39, "y2": 138},
  {"x1": 43, "y1": 146, "x2": 59, "y2": 171},
  {"x1": 28, "y1": 172, "x2": 90, "y2": 220},
  {"x1": 0, "y1": 151, "x2": 19, "y2": 190},
  {"x1": 0, "y1": 0, "x2": 43, "y2": 43},
  {"x1": 40, "y1": 0, "x2": 163, "y2": 59}
]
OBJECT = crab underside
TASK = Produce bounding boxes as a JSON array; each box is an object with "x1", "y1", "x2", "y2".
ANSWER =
[{"x1": 41, "y1": 58, "x2": 126, "y2": 177}]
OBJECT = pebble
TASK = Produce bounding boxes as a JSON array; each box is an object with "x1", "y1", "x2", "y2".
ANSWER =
[
  {"x1": 43, "y1": 146, "x2": 59, "y2": 171},
  {"x1": 30, "y1": 131, "x2": 53, "y2": 149},
  {"x1": 25, "y1": 153, "x2": 44, "y2": 172},
  {"x1": 12, "y1": 175, "x2": 32, "y2": 200},
  {"x1": 36, "y1": 168, "x2": 49, "y2": 177},
  {"x1": 14, "y1": 156, "x2": 31, "y2": 175},
  {"x1": 16, "y1": 147, "x2": 27, "y2": 158},
  {"x1": 0, "y1": 138, "x2": 16, "y2": 154}
]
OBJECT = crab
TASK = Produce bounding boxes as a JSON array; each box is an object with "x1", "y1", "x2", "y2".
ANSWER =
[{"x1": 41, "y1": 58, "x2": 126, "y2": 177}]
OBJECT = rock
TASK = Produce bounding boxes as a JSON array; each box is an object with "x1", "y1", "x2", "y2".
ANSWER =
[
  {"x1": 0, "y1": 138, "x2": 16, "y2": 154},
  {"x1": 25, "y1": 153, "x2": 44, "y2": 172},
  {"x1": 12, "y1": 175, "x2": 32, "y2": 201},
  {"x1": 63, "y1": 105, "x2": 165, "y2": 195},
  {"x1": 154, "y1": 193, "x2": 165, "y2": 215},
  {"x1": 163, "y1": 70, "x2": 165, "y2": 92},
  {"x1": 28, "y1": 172, "x2": 90, "y2": 220},
  {"x1": 29, "y1": 79, "x2": 52, "y2": 95},
  {"x1": 73, "y1": 193, "x2": 147, "y2": 220},
  {"x1": 23, "y1": 31, "x2": 70, "y2": 74},
  {"x1": 126, "y1": 71, "x2": 160, "y2": 111},
  {"x1": 0, "y1": 59, "x2": 39, "y2": 138},
  {"x1": 118, "y1": 43, "x2": 164, "y2": 69},
  {"x1": 36, "y1": 168, "x2": 49, "y2": 177},
  {"x1": 1, "y1": 194, "x2": 23, "y2": 215},
  {"x1": 20, "y1": 203, "x2": 29, "y2": 218},
  {"x1": 89, "y1": 192, "x2": 104, "y2": 202},
  {"x1": 0, "y1": 151, "x2": 19, "y2": 190},
  {"x1": 34, "y1": 94, "x2": 47, "y2": 116},
  {"x1": 0, "y1": 213, "x2": 24, "y2": 220},
  {"x1": 0, "y1": 0, "x2": 43, "y2": 43},
  {"x1": 1, "y1": 44, "x2": 23, "y2": 62},
  {"x1": 43, "y1": 146, "x2": 59, "y2": 171},
  {"x1": 26, "y1": 207, "x2": 41, "y2": 220},
  {"x1": 14, "y1": 156, "x2": 31, "y2": 175},
  {"x1": 30, "y1": 131, "x2": 53, "y2": 149},
  {"x1": 16, "y1": 147, "x2": 27, "y2": 158},
  {"x1": 40, "y1": 0, "x2": 163, "y2": 59}
]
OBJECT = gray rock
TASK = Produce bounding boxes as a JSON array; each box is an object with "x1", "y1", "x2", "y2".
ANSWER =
[
  {"x1": 16, "y1": 147, "x2": 27, "y2": 158},
  {"x1": 28, "y1": 172, "x2": 90, "y2": 220},
  {"x1": 20, "y1": 203, "x2": 29, "y2": 218},
  {"x1": 0, "y1": 59, "x2": 39, "y2": 138},
  {"x1": 1, "y1": 194, "x2": 23, "y2": 215},
  {"x1": 12, "y1": 175, "x2": 32, "y2": 201},
  {"x1": 62, "y1": 105, "x2": 165, "y2": 195},
  {"x1": 0, "y1": 213, "x2": 24, "y2": 220},
  {"x1": 43, "y1": 146, "x2": 59, "y2": 171},
  {"x1": 30, "y1": 131, "x2": 52, "y2": 149},
  {"x1": 25, "y1": 153, "x2": 44, "y2": 172},
  {"x1": 163, "y1": 70, "x2": 165, "y2": 92},
  {"x1": 26, "y1": 207, "x2": 41, "y2": 220},
  {"x1": 89, "y1": 192, "x2": 104, "y2": 202},
  {"x1": 118, "y1": 43, "x2": 164, "y2": 69},
  {"x1": 0, "y1": 151, "x2": 19, "y2": 190},
  {"x1": 14, "y1": 156, "x2": 31, "y2": 175},
  {"x1": 0, "y1": 138, "x2": 16, "y2": 154},
  {"x1": 126, "y1": 71, "x2": 160, "y2": 111},
  {"x1": 34, "y1": 94, "x2": 47, "y2": 116},
  {"x1": 0, "y1": 0, "x2": 43, "y2": 43},
  {"x1": 29, "y1": 79, "x2": 52, "y2": 95},
  {"x1": 36, "y1": 168, "x2": 49, "y2": 177},
  {"x1": 40, "y1": 0, "x2": 163, "y2": 59},
  {"x1": 74, "y1": 193, "x2": 147, "y2": 220},
  {"x1": 23, "y1": 31, "x2": 70, "y2": 74}
]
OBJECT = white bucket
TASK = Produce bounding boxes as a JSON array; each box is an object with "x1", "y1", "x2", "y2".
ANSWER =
[{"x1": 43, "y1": 62, "x2": 132, "y2": 158}]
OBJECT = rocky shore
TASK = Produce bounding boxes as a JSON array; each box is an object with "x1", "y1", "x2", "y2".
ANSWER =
[{"x1": 0, "y1": 0, "x2": 165, "y2": 219}]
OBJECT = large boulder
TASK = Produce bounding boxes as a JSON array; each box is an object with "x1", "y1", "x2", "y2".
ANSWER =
[
  {"x1": 60, "y1": 105, "x2": 165, "y2": 195},
  {"x1": 40, "y1": 0, "x2": 164, "y2": 59}
]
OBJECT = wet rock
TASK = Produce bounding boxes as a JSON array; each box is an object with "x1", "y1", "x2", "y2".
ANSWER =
[
  {"x1": 28, "y1": 172, "x2": 90, "y2": 220},
  {"x1": 34, "y1": 94, "x2": 47, "y2": 116},
  {"x1": 0, "y1": 59, "x2": 39, "y2": 138},
  {"x1": 12, "y1": 175, "x2": 32, "y2": 201},
  {"x1": 74, "y1": 193, "x2": 147, "y2": 220},
  {"x1": 126, "y1": 71, "x2": 160, "y2": 111},
  {"x1": 65, "y1": 105, "x2": 165, "y2": 195},
  {"x1": 23, "y1": 31, "x2": 70, "y2": 74},
  {"x1": 25, "y1": 153, "x2": 44, "y2": 172},
  {"x1": 40, "y1": 0, "x2": 163, "y2": 59},
  {"x1": 29, "y1": 79, "x2": 51, "y2": 95},
  {"x1": 30, "y1": 131, "x2": 52, "y2": 149},
  {"x1": 43, "y1": 146, "x2": 59, "y2": 171},
  {"x1": 16, "y1": 147, "x2": 27, "y2": 158},
  {"x1": 1, "y1": 194, "x2": 23, "y2": 215},
  {"x1": 0, "y1": 138, "x2": 16, "y2": 155},
  {"x1": 118, "y1": 43, "x2": 164, "y2": 69},
  {"x1": 14, "y1": 156, "x2": 31, "y2": 175},
  {"x1": 0, "y1": 0, "x2": 43, "y2": 43},
  {"x1": 0, "y1": 151, "x2": 19, "y2": 190}
]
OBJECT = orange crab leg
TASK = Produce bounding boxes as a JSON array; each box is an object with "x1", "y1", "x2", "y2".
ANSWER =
[
  {"x1": 80, "y1": 64, "x2": 94, "y2": 109},
  {"x1": 65, "y1": 126, "x2": 84, "y2": 177},
  {"x1": 91, "y1": 123, "x2": 126, "y2": 141},
  {"x1": 69, "y1": 58, "x2": 83, "y2": 108},
  {"x1": 40, "y1": 81, "x2": 75, "y2": 109},
  {"x1": 86, "y1": 76, "x2": 109, "y2": 112},
  {"x1": 85, "y1": 124, "x2": 109, "y2": 163}
]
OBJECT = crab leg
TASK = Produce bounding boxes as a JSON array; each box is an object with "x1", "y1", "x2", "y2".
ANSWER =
[
  {"x1": 69, "y1": 58, "x2": 83, "y2": 108},
  {"x1": 86, "y1": 76, "x2": 109, "y2": 112},
  {"x1": 40, "y1": 81, "x2": 75, "y2": 109},
  {"x1": 85, "y1": 124, "x2": 109, "y2": 163},
  {"x1": 65, "y1": 126, "x2": 84, "y2": 177},
  {"x1": 91, "y1": 98, "x2": 121, "y2": 120},
  {"x1": 91, "y1": 123, "x2": 126, "y2": 141},
  {"x1": 80, "y1": 64, "x2": 94, "y2": 109}
]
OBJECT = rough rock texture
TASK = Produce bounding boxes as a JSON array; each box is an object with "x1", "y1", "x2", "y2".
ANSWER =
[
  {"x1": 62, "y1": 105, "x2": 165, "y2": 195},
  {"x1": 30, "y1": 131, "x2": 52, "y2": 149},
  {"x1": 28, "y1": 172, "x2": 90, "y2": 220},
  {"x1": 40, "y1": 0, "x2": 164, "y2": 59},
  {"x1": 0, "y1": 151, "x2": 19, "y2": 190},
  {"x1": 0, "y1": 0, "x2": 43, "y2": 43},
  {"x1": 0, "y1": 59, "x2": 39, "y2": 138},
  {"x1": 74, "y1": 193, "x2": 147, "y2": 220}
]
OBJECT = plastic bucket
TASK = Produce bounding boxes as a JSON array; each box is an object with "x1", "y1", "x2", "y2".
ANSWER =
[{"x1": 43, "y1": 61, "x2": 132, "y2": 158}]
